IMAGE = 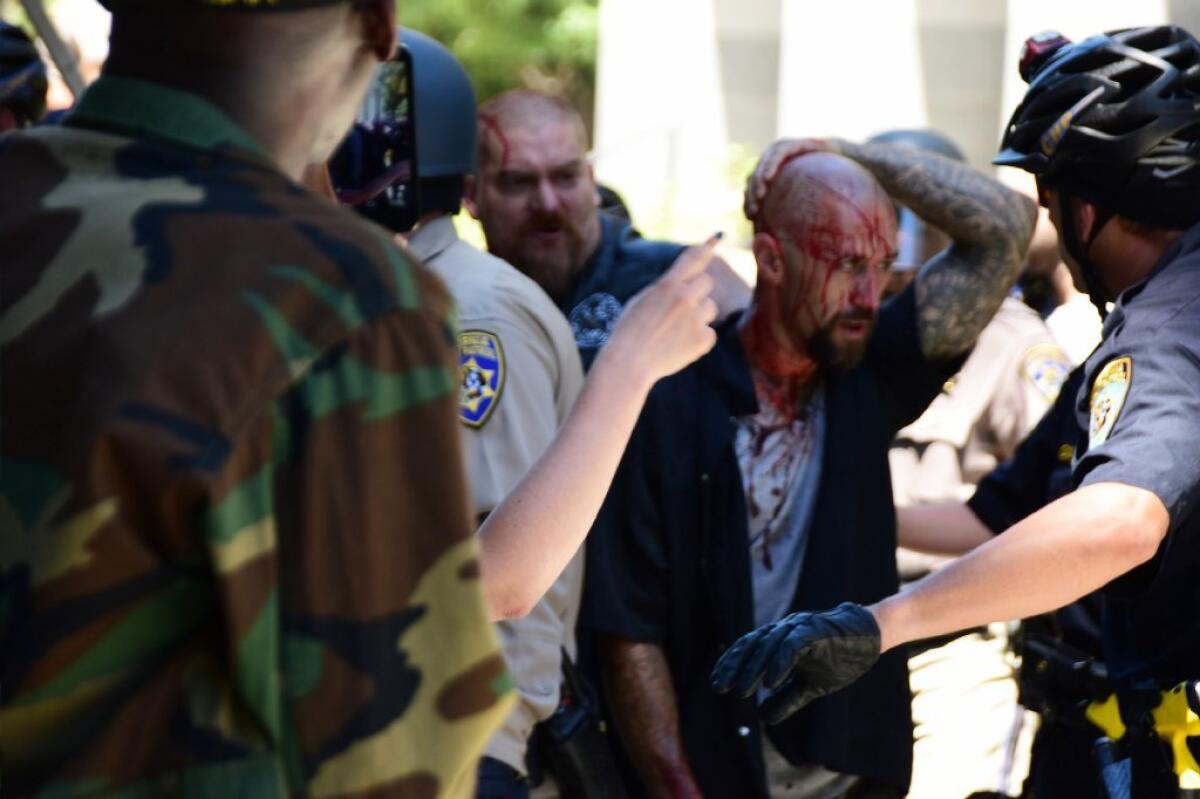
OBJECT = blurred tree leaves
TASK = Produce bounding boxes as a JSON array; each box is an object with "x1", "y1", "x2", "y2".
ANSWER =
[{"x1": 397, "y1": 0, "x2": 598, "y2": 134}]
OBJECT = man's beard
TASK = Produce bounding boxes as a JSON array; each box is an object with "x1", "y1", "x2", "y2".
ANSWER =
[
  {"x1": 509, "y1": 214, "x2": 589, "y2": 303},
  {"x1": 808, "y1": 311, "x2": 876, "y2": 371}
]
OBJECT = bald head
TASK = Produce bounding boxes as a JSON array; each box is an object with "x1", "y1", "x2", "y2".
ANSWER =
[
  {"x1": 476, "y1": 90, "x2": 587, "y2": 171},
  {"x1": 757, "y1": 152, "x2": 892, "y2": 238}
]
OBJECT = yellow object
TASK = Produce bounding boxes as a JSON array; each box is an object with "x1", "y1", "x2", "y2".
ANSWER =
[
  {"x1": 1085, "y1": 692, "x2": 1126, "y2": 740},
  {"x1": 1085, "y1": 682, "x2": 1200, "y2": 786},
  {"x1": 1151, "y1": 683, "x2": 1200, "y2": 787}
]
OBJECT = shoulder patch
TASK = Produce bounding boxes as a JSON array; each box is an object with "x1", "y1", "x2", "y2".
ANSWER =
[
  {"x1": 458, "y1": 330, "x2": 505, "y2": 429},
  {"x1": 1089, "y1": 356, "x2": 1131, "y2": 448},
  {"x1": 1021, "y1": 343, "x2": 1071, "y2": 401}
]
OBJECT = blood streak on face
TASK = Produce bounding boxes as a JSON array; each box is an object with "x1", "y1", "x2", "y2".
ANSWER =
[
  {"x1": 477, "y1": 112, "x2": 511, "y2": 170},
  {"x1": 744, "y1": 156, "x2": 897, "y2": 416}
]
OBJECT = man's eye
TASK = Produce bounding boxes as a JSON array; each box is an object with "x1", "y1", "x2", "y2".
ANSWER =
[
  {"x1": 498, "y1": 175, "x2": 534, "y2": 192},
  {"x1": 553, "y1": 171, "x2": 580, "y2": 188}
]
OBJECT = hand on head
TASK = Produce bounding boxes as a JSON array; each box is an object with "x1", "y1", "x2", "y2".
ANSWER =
[
  {"x1": 601, "y1": 233, "x2": 723, "y2": 386},
  {"x1": 744, "y1": 138, "x2": 843, "y2": 220}
]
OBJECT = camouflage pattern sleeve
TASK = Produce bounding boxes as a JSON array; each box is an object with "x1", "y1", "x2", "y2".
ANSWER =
[
  {"x1": 0, "y1": 109, "x2": 510, "y2": 796},
  {"x1": 260, "y1": 284, "x2": 515, "y2": 795}
]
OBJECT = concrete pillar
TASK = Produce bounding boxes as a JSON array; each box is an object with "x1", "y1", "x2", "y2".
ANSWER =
[
  {"x1": 776, "y1": 0, "x2": 927, "y2": 142},
  {"x1": 593, "y1": 0, "x2": 733, "y2": 240}
]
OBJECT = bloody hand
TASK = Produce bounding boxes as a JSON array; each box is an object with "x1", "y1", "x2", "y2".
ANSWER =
[
  {"x1": 743, "y1": 138, "x2": 842, "y2": 220},
  {"x1": 710, "y1": 602, "x2": 881, "y2": 724}
]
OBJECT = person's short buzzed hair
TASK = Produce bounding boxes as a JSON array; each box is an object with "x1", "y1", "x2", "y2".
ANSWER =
[{"x1": 476, "y1": 89, "x2": 587, "y2": 170}]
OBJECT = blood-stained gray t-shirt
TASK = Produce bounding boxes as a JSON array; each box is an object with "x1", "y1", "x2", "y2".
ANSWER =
[{"x1": 735, "y1": 379, "x2": 826, "y2": 631}]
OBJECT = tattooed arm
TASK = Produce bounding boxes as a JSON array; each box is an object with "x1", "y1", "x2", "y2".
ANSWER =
[
  {"x1": 746, "y1": 138, "x2": 1037, "y2": 360},
  {"x1": 839, "y1": 140, "x2": 1036, "y2": 359},
  {"x1": 603, "y1": 637, "x2": 702, "y2": 799}
]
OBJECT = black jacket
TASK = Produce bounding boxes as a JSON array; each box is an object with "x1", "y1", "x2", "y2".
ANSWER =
[{"x1": 583, "y1": 286, "x2": 963, "y2": 795}]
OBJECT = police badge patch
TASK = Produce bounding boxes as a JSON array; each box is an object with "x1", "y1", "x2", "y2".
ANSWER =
[
  {"x1": 1089, "y1": 356, "x2": 1131, "y2": 448},
  {"x1": 458, "y1": 330, "x2": 505, "y2": 429},
  {"x1": 1022, "y1": 343, "x2": 1071, "y2": 401}
]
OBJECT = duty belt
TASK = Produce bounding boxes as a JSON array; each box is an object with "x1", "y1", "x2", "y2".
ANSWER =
[{"x1": 1086, "y1": 681, "x2": 1200, "y2": 794}]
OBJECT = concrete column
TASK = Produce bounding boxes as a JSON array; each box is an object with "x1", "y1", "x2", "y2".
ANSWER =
[
  {"x1": 776, "y1": 0, "x2": 927, "y2": 142},
  {"x1": 593, "y1": 0, "x2": 733, "y2": 240}
]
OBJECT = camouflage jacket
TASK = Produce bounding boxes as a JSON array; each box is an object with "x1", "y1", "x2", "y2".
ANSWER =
[{"x1": 0, "y1": 76, "x2": 512, "y2": 797}]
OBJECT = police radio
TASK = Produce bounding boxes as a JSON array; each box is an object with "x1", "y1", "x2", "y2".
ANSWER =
[{"x1": 329, "y1": 44, "x2": 421, "y2": 234}]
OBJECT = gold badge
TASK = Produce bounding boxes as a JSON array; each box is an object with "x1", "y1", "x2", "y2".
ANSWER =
[
  {"x1": 458, "y1": 331, "x2": 505, "y2": 429},
  {"x1": 1088, "y1": 356, "x2": 1131, "y2": 448},
  {"x1": 1022, "y1": 343, "x2": 1071, "y2": 401}
]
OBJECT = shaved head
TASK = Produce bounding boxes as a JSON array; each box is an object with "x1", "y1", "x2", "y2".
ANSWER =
[
  {"x1": 477, "y1": 90, "x2": 587, "y2": 171},
  {"x1": 757, "y1": 152, "x2": 892, "y2": 239}
]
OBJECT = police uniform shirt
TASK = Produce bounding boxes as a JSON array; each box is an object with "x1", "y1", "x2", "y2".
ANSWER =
[
  {"x1": 1071, "y1": 220, "x2": 1200, "y2": 688},
  {"x1": 892, "y1": 297, "x2": 1071, "y2": 506},
  {"x1": 407, "y1": 215, "x2": 586, "y2": 774},
  {"x1": 559, "y1": 213, "x2": 685, "y2": 369}
]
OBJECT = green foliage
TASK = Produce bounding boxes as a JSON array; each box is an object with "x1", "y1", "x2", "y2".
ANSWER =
[{"x1": 397, "y1": 0, "x2": 598, "y2": 131}]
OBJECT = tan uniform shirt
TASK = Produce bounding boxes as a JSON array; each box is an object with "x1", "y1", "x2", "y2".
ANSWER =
[
  {"x1": 891, "y1": 297, "x2": 1071, "y2": 507},
  {"x1": 408, "y1": 216, "x2": 586, "y2": 774}
]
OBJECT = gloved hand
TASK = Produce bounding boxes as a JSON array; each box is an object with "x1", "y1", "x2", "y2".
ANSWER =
[{"x1": 710, "y1": 602, "x2": 881, "y2": 724}]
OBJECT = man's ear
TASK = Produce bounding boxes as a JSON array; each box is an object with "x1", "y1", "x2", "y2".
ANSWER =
[
  {"x1": 752, "y1": 232, "x2": 784, "y2": 287},
  {"x1": 463, "y1": 173, "x2": 480, "y2": 219},
  {"x1": 1072, "y1": 196, "x2": 1098, "y2": 244},
  {"x1": 359, "y1": 0, "x2": 396, "y2": 61}
]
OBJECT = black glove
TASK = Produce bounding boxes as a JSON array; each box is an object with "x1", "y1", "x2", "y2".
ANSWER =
[{"x1": 709, "y1": 602, "x2": 881, "y2": 724}]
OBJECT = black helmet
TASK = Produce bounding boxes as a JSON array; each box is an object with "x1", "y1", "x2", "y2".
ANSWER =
[
  {"x1": 0, "y1": 22, "x2": 48, "y2": 128},
  {"x1": 404, "y1": 29, "x2": 476, "y2": 180},
  {"x1": 995, "y1": 25, "x2": 1200, "y2": 230}
]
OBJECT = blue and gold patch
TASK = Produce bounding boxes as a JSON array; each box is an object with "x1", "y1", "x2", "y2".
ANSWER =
[
  {"x1": 1089, "y1": 356, "x2": 1131, "y2": 448},
  {"x1": 1022, "y1": 343, "x2": 1071, "y2": 401},
  {"x1": 458, "y1": 330, "x2": 505, "y2": 429}
]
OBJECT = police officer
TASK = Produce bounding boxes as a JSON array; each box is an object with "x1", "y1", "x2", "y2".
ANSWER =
[
  {"x1": 329, "y1": 31, "x2": 724, "y2": 797},
  {"x1": 0, "y1": 21, "x2": 47, "y2": 131},
  {"x1": 714, "y1": 25, "x2": 1200, "y2": 796},
  {"x1": 333, "y1": 30, "x2": 585, "y2": 797}
]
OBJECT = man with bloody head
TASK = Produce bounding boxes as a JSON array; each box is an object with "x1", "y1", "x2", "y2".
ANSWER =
[
  {"x1": 467, "y1": 89, "x2": 750, "y2": 369},
  {"x1": 583, "y1": 139, "x2": 1035, "y2": 796}
]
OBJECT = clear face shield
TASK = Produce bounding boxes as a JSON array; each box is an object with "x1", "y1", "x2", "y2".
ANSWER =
[{"x1": 328, "y1": 48, "x2": 421, "y2": 233}]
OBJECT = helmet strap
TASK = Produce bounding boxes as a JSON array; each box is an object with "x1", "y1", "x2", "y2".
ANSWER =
[{"x1": 1055, "y1": 190, "x2": 1111, "y2": 319}]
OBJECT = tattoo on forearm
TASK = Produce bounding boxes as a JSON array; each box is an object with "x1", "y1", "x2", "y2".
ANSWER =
[
  {"x1": 603, "y1": 638, "x2": 701, "y2": 798},
  {"x1": 841, "y1": 140, "x2": 1038, "y2": 359}
]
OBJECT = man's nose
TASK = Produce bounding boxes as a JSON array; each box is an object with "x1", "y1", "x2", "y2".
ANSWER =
[
  {"x1": 531, "y1": 177, "x2": 559, "y2": 213},
  {"x1": 850, "y1": 268, "x2": 881, "y2": 310}
]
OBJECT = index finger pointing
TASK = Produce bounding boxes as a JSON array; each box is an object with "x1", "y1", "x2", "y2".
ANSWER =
[{"x1": 666, "y1": 231, "x2": 723, "y2": 282}]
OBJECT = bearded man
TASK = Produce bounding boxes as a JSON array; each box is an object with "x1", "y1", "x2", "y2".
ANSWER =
[{"x1": 582, "y1": 143, "x2": 1035, "y2": 797}]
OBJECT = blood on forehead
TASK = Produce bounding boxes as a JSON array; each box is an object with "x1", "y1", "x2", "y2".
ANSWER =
[
  {"x1": 477, "y1": 112, "x2": 512, "y2": 170},
  {"x1": 779, "y1": 174, "x2": 897, "y2": 266}
]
